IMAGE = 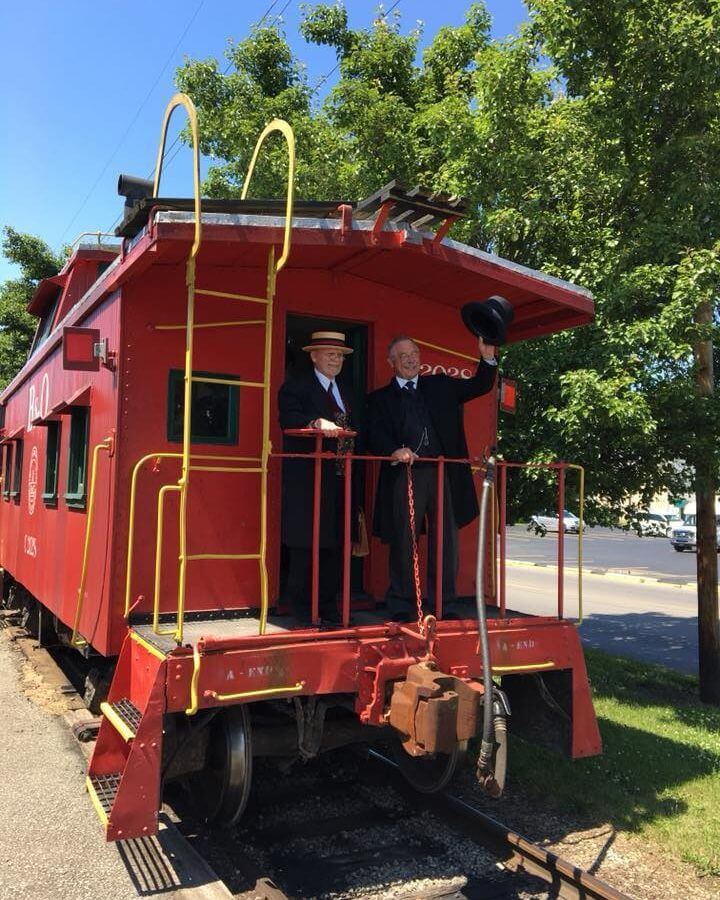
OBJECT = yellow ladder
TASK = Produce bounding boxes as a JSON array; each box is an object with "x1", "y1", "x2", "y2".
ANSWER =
[{"x1": 124, "y1": 93, "x2": 296, "y2": 644}]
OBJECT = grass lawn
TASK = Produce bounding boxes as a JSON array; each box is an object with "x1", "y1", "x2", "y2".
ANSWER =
[{"x1": 510, "y1": 649, "x2": 720, "y2": 875}]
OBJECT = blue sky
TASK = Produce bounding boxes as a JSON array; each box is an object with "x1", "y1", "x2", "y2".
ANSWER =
[{"x1": 0, "y1": 1, "x2": 528, "y2": 283}]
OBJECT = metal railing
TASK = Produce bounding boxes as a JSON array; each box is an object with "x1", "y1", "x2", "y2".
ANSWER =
[
  {"x1": 71, "y1": 437, "x2": 113, "y2": 647},
  {"x1": 274, "y1": 439, "x2": 585, "y2": 628},
  {"x1": 123, "y1": 94, "x2": 296, "y2": 645},
  {"x1": 495, "y1": 461, "x2": 585, "y2": 624}
]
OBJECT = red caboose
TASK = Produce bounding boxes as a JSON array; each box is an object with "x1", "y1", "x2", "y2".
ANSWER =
[{"x1": 0, "y1": 96, "x2": 600, "y2": 840}]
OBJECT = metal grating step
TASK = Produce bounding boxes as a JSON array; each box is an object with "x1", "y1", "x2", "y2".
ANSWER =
[
  {"x1": 111, "y1": 698, "x2": 142, "y2": 733},
  {"x1": 89, "y1": 773, "x2": 121, "y2": 815}
]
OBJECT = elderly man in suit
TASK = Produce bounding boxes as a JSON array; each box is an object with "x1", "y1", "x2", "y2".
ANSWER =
[
  {"x1": 366, "y1": 335, "x2": 497, "y2": 619},
  {"x1": 278, "y1": 331, "x2": 355, "y2": 626}
]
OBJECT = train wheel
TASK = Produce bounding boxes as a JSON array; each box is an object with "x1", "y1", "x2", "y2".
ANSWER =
[
  {"x1": 184, "y1": 706, "x2": 252, "y2": 827},
  {"x1": 393, "y1": 739, "x2": 467, "y2": 793}
]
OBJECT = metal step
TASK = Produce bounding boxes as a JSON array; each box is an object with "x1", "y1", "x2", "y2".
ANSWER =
[
  {"x1": 100, "y1": 697, "x2": 142, "y2": 741},
  {"x1": 87, "y1": 772, "x2": 121, "y2": 824}
]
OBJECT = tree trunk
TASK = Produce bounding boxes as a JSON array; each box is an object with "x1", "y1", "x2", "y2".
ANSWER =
[{"x1": 695, "y1": 300, "x2": 720, "y2": 704}]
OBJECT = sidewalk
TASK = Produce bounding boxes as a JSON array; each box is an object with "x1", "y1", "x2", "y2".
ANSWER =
[{"x1": 0, "y1": 627, "x2": 229, "y2": 900}]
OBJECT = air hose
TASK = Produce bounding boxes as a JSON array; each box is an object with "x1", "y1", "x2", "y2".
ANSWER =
[{"x1": 474, "y1": 454, "x2": 503, "y2": 794}]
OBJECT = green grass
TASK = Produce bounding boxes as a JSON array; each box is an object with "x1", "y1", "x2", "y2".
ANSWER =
[{"x1": 510, "y1": 649, "x2": 720, "y2": 874}]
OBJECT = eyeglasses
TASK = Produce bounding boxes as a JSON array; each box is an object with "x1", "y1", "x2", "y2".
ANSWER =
[{"x1": 397, "y1": 351, "x2": 420, "y2": 361}]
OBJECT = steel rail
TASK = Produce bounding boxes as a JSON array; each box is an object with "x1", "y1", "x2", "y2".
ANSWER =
[{"x1": 367, "y1": 748, "x2": 630, "y2": 900}]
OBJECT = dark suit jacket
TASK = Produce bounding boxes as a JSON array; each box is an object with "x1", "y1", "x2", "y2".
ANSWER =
[
  {"x1": 366, "y1": 360, "x2": 497, "y2": 542},
  {"x1": 278, "y1": 371, "x2": 355, "y2": 549}
]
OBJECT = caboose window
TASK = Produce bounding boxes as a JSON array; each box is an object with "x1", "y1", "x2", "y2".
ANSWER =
[
  {"x1": 65, "y1": 407, "x2": 89, "y2": 508},
  {"x1": 167, "y1": 370, "x2": 239, "y2": 445},
  {"x1": 30, "y1": 288, "x2": 62, "y2": 356},
  {"x1": 43, "y1": 422, "x2": 61, "y2": 505},
  {"x1": 10, "y1": 440, "x2": 23, "y2": 500},
  {"x1": 2, "y1": 444, "x2": 12, "y2": 500}
]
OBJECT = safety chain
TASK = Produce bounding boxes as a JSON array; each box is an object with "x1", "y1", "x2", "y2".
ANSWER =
[{"x1": 406, "y1": 463, "x2": 424, "y2": 633}]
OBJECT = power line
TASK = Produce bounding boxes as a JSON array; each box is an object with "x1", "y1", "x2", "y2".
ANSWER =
[
  {"x1": 61, "y1": 0, "x2": 207, "y2": 243},
  {"x1": 105, "y1": 0, "x2": 290, "y2": 235}
]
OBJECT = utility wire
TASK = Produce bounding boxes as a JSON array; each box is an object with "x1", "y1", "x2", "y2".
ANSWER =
[
  {"x1": 312, "y1": 0, "x2": 402, "y2": 94},
  {"x1": 61, "y1": 0, "x2": 207, "y2": 243},
  {"x1": 105, "y1": 0, "x2": 289, "y2": 234}
]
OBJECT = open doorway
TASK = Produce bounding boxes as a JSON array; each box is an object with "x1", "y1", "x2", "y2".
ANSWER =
[{"x1": 282, "y1": 314, "x2": 370, "y2": 599}]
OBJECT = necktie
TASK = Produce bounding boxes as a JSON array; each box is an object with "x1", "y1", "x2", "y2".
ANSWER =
[
  {"x1": 327, "y1": 381, "x2": 341, "y2": 413},
  {"x1": 404, "y1": 381, "x2": 415, "y2": 392}
]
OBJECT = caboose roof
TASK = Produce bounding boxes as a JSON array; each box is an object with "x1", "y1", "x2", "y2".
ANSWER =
[
  {"x1": 145, "y1": 210, "x2": 594, "y2": 343},
  {"x1": 0, "y1": 209, "x2": 593, "y2": 403}
]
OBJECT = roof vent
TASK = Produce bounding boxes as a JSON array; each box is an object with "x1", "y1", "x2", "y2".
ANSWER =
[{"x1": 117, "y1": 174, "x2": 154, "y2": 217}]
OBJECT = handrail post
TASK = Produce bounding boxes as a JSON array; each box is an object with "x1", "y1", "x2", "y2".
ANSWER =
[
  {"x1": 153, "y1": 484, "x2": 182, "y2": 635},
  {"x1": 499, "y1": 462, "x2": 507, "y2": 617},
  {"x1": 435, "y1": 458, "x2": 445, "y2": 620},
  {"x1": 71, "y1": 438, "x2": 112, "y2": 648},
  {"x1": 152, "y1": 92, "x2": 202, "y2": 647},
  {"x1": 258, "y1": 247, "x2": 275, "y2": 635},
  {"x1": 557, "y1": 463, "x2": 566, "y2": 619},
  {"x1": 311, "y1": 434, "x2": 322, "y2": 626},
  {"x1": 342, "y1": 454, "x2": 353, "y2": 627}
]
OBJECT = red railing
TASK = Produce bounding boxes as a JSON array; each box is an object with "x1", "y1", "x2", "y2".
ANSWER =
[
  {"x1": 277, "y1": 429, "x2": 476, "y2": 627},
  {"x1": 496, "y1": 461, "x2": 584, "y2": 623},
  {"x1": 276, "y1": 432, "x2": 582, "y2": 626}
]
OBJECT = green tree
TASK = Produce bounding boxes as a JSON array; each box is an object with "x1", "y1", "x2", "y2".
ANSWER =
[
  {"x1": 175, "y1": 1, "x2": 720, "y2": 697},
  {"x1": 0, "y1": 228, "x2": 64, "y2": 388}
]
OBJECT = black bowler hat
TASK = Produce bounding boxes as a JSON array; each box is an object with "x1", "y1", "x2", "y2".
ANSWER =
[{"x1": 461, "y1": 295, "x2": 514, "y2": 346}]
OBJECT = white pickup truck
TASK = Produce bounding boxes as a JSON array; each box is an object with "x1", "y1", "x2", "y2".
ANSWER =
[{"x1": 669, "y1": 500, "x2": 720, "y2": 552}]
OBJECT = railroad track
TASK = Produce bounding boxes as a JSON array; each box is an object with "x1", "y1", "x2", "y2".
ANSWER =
[
  {"x1": 173, "y1": 749, "x2": 632, "y2": 900},
  {"x1": 3, "y1": 612, "x2": 631, "y2": 900}
]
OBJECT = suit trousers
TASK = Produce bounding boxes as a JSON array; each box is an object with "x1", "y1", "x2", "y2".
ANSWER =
[
  {"x1": 286, "y1": 547, "x2": 341, "y2": 624},
  {"x1": 387, "y1": 464, "x2": 458, "y2": 612}
]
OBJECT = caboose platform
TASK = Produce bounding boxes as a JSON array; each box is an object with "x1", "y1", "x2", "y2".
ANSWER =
[{"x1": 130, "y1": 600, "x2": 532, "y2": 654}]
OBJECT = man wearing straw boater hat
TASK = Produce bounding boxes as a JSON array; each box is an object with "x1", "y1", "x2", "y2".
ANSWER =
[{"x1": 278, "y1": 331, "x2": 356, "y2": 626}]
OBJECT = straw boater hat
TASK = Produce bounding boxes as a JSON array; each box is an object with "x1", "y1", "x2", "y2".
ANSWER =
[{"x1": 302, "y1": 331, "x2": 353, "y2": 354}]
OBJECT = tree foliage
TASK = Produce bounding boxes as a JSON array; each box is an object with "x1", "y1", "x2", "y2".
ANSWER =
[
  {"x1": 175, "y1": 1, "x2": 720, "y2": 519},
  {"x1": 0, "y1": 228, "x2": 64, "y2": 389}
]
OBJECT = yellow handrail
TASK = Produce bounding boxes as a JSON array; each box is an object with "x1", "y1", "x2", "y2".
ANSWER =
[
  {"x1": 153, "y1": 484, "x2": 182, "y2": 635},
  {"x1": 124, "y1": 451, "x2": 262, "y2": 617},
  {"x1": 241, "y1": 119, "x2": 296, "y2": 273},
  {"x1": 138, "y1": 100, "x2": 296, "y2": 646},
  {"x1": 152, "y1": 92, "x2": 202, "y2": 646},
  {"x1": 71, "y1": 438, "x2": 112, "y2": 648},
  {"x1": 152, "y1": 93, "x2": 202, "y2": 258}
]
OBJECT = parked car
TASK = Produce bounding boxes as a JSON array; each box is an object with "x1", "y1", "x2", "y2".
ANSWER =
[
  {"x1": 669, "y1": 501, "x2": 720, "y2": 552},
  {"x1": 664, "y1": 513, "x2": 682, "y2": 537},
  {"x1": 631, "y1": 512, "x2": 669, "y2": 537},
  {"x1": 527, "y1": 510, "x2": 581, "y2": 534}
]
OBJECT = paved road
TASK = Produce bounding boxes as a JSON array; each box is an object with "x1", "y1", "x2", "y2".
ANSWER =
[
  {"x1": 504, "y1": 525, "x2": 709, "y2": 582},
  {"x1": 504, "y1": 565, "x2": 698, "y2": 674}
]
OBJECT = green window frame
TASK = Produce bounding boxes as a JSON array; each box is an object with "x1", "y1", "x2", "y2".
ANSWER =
[
  {"x1": 167, "y1": 369, "x2": 240, "y2": 445},
  {"x1": 65, "y1": 407, "x2": 89, "y2": 508},
  {"x1": 10, "y1": 440, "x2": 22, "y2": 501},
  {"x1": 2, "y1": 444, "x2": 12, "y2": 500},
  {"x1": 43, "y1": 422, "x2": 61, "y2": 505}
]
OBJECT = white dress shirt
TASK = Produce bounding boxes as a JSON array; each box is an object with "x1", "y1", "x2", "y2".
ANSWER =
[
  {"x1": 395, "y1": 375, "x2": 419, "y2": 390},
  {"x1": 314, "y1": 369, "x2": 346, "y2": 412}
]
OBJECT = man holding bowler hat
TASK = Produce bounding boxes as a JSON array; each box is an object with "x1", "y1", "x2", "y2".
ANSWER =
[{"x1": 366, "y1": 296, "x2": 512, "y2": 619}]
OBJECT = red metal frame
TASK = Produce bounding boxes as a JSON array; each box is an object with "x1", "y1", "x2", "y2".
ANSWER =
[{"x1": 0, "y1": 211, "x2": 601, "y2": 844}]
